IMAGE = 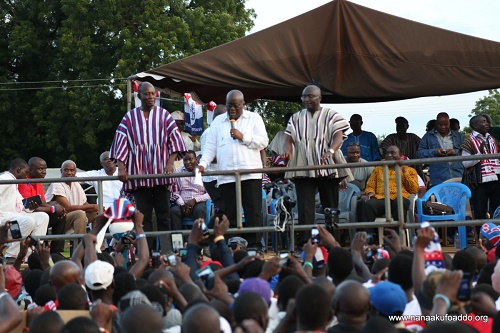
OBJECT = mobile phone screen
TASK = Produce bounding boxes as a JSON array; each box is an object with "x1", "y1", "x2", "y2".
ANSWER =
[
  {"x1": 151, "y1": 251, "x2": 161, "y2": 268},
  {"x1": 247, "y1": 248, "x2": 257, "y2": 256},
  {"x1": 201, "y1": 222, "x2": 209, "y2": 236},
  {"x1": 457, "y1": 272, "x2": 472, "y2": 301},
  {"x1": 179, "y1": 248, "x2": 187, "y2": 262},
  {"x1": 196, "y1": 266, "x2": 215, "y2": 289},
  {"x1": 171, "y1": 233, "x2": 183, "y2": 252},
  {"x1": 9, "y1": 221, "x2": 22, "y2": 239},
  {"x1": 311, "y1": 227, "x2": 320, "y2": 244}
]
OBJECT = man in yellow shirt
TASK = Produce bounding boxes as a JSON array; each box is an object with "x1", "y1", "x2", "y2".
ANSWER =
[{"x1": 361, "y1": 145, "x2": 419, "y2": 221}]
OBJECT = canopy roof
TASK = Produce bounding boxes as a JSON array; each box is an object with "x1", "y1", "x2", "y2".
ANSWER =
[{"x1": 135, "y1": 0, "x2": 500, "y2": 104}]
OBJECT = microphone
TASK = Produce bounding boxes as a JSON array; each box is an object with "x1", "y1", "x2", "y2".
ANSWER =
[{"x1": 229, "y1": 117, "x2": 236, "y2": 140}]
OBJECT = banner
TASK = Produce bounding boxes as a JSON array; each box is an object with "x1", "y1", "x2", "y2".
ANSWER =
[{"x1": 184, "y1": 93, "x2": 204, "y2": 135}]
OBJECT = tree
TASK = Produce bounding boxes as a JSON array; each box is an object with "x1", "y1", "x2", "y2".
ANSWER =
[
  {"x1": 0, "y1": 0, "x2": 255, "y2": 169},
  {"x1": 464, "y1": 89, "x2": 500, "y2": 133},
  {"x1": 247, "y1": 100, "x2": 302, "y2": 142}
]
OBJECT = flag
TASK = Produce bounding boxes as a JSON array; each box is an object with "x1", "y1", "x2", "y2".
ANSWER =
[
  {"x1": 207, "y1": 101, "x2": 217, "y2": 125},
  {"x1": 133, "y1": 80, "x2": 161, "y2": 108},
  {"x1": 184, "y1": 93, "x2": 204, "y2": 135}
]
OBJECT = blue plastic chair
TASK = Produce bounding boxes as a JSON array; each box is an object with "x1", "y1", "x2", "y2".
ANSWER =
[
  {"x1": 181, "y1": 199, "x2": 213, "y2": 229},
  {"x1": 415, "y1": 182, "x2": 472, "y2": 249}
]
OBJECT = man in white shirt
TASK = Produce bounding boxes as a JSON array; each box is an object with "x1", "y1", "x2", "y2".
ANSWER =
[
  {"x1": 200, "y1": 104, "x2": 227, "y2": 211},
  {"x1": 197, "y1": 90, "x2": 269, "y2": 248},
  {"x1": 45, "y1": 160, "x2": 98, "y2": 253},
  {"x1": 77, "y1": 151, "x2": 122, "y2": 210},
  {"x1": 0, "y1": 159, "x2": 49, "y2": 261}
]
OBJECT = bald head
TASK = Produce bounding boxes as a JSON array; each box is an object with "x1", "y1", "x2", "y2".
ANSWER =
[
  {"x1": 182, "y1": 303, "x2": 220, "y2": 333},
  {"x1": 49, "y1": 261, "x2": 82, "y2": 293},
  {"x1": 333, "y1": 280, "x2": 370, "y2": 324},
  {"x1": 28, "y1": 157, "x2": 46, "y2": 168},
  {"x1": 213, "y1": 104, "x2": 227, "y2": 119},
  {"x1": 302, "y1": 84, "x2": 321, "y2": 96},
  {"x1": 121, "y1": 304, "x2": 163, "y2": 333}
]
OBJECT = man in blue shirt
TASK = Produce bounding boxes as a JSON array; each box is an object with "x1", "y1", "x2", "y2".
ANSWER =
[
  {"x1": 341, "y1": 114, "x2": 381, "y2": 161},
  {"x1": 417, "y1": 112, "x2": 464, "y2": 186}
]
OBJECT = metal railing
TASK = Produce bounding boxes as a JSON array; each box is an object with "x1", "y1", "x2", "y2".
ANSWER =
[{"x1": 1, "y1": 153, "x2": 499, "y2": 248}]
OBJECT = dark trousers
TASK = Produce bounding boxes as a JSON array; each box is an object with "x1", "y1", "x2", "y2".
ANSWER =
[
  {"x1": 203, "y1": 180, "x2": 224, "y2": 211},
  {"x1": 219, "y1": 179, "x2": 262, "y2": 247},
  {"x1": 294, "y1": 177, "x2": 340, "y2": 226},
  {"x1": 133, "y1": 186, "x2": 171, "y2": 254},
  {"x1": 170, "y1": 202, "x2": 207, "y2": 231},
  {"x1": 471, "y1": 180, "x2": 500, "y2": 219},
  {"x1": 361, "y1": 197, "x2": 410, "y2": 222}
]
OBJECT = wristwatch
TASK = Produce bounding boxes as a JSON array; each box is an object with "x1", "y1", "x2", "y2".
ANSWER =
[{"x1": 328, "y1": 148, "x2": 335, "y2": 154}]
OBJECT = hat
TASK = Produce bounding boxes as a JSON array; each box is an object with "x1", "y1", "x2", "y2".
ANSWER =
[
  {"x1": 238, "y1": 277, "x2": 272, "y2": 305},
  {"x1": 228, "y1": 237, "x2": 248, "y2": 249},
  {"x1": 200, "y1": 260, "x2": 223, "y2": 270},
  {"x1": 481, "y1": 222, "x2": 500, "y2": 247},
  {"x1": 5, "y1": 266, "x2": 22, "y2": 298},
  {"x1": 85, "y1": 260, "x2": 115, "y2": 290},
  {"x1": 369, "y1": 281, "x2": 407, "y2": 316},
  {"x1": 171, "y1": 111, "x2": 184, "y2": 121}
]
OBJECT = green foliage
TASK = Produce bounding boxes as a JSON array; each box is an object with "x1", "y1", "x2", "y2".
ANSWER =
[
  {"x1": 465, "y1": 89, "x2": 500, "y2": 133},
  {"x1": 247, "y1": 100, "x2": 302, "y2": 142},
  {"x1": 0, "y1": 0, "x2": 255, "y2": 169}
]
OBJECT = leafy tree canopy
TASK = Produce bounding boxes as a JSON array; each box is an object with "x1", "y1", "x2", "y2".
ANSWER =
[
  {"x1": 0, "y1": 0, "x2": 255, "y2": 170},
  {"x1": 464, "y1": 89, "x2": 500, "y2": 133}
]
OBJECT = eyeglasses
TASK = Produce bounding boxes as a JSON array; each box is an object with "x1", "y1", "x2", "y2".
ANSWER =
[
  {"x1": 226, "y1": 103, "x2": 243, "y2": 109},
  {"x1": 301, "y1": 94, "x2": 320, "y2": 100}
]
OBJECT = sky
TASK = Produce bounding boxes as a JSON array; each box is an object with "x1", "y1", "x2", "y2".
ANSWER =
[{"x1": 245, "y1": 0, "x2": 500, "y2": 137}]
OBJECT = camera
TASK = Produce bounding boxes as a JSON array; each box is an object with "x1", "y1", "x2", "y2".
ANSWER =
[
  {"x1": 121, "y1": 229, "x2": 136, "y2": 245},
  {"x1": 323, "y1": 207, "x2": 340, "y2": 229}
]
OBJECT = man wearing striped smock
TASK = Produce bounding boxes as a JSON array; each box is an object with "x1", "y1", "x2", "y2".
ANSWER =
[
  {"x1": 110, "y1": 82, "x2": 186, "y2": 253},
  {"x1": 282, "y1": 85, "x2": 350, "y2": 232},
  {"x1": 461, "y1": 115, "x2": 500, "y2": 220}
]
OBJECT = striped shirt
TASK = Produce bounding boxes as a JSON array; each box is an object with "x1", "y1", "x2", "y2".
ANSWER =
[
  {"x1": 170, "y1": 166, "x2": 210, "y2": 206},
  {"x1": 109, "y1": 106, "x2": 186, "y2": 191},
  {"x1": 285, "y1": 107, "x2": 349, "y2": 178}
]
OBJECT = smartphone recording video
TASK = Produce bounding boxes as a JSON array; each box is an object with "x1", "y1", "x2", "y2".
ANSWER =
[
  {"x1": 457, "y1": 272, "x2": 472, "y2": 301},
  {"x1": 247, "y1": 248, "x2": 257, "y2": 257},
  {"x1": 201, "y1": 222, "x2": 209, "y2": 236},
  {"x1": 311, "y1": 227, "x2": 320, "y2": 244},
  {"x1": 9, "y1": 221, "x2": 22, "y2": 239},
  {"x1": 151, "y1": 251, "x2": 161, "y2": 268},
  {"x1": 196, "y1": 266, "x2": 215, "y2": 290}
]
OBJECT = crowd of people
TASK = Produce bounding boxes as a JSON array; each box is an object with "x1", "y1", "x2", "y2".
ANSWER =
[{"x1": 0, "y1": 82, "x2": 500, "y2": 332}]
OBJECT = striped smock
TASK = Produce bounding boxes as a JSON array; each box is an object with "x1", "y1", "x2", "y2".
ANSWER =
[
  {"x1": 285, "y1": 108, "x2": 349, "y2": 178},
  {"x1": 110, "y1": 106, "x2": 186, "y2": 191}
]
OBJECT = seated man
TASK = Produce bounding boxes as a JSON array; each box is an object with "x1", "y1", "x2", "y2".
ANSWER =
[
  {"x1": 361, "y1": 145, "x2": 419, "y2": 222},
  {"x1": 45, "y1": 160, "x2": 98, "y2": 252},
  {"x1": 18, "y1": 157, "x2": 67, "y2": 251},
  {"x1": 76, "y1": 151, "x2": 122, "y2": 210},
  {"x1": 170, "y1": 151, "x2": 211, "y2": 231},
  {"x1": 0, "y1": 159, "x2": 49, "y2": 262},
  {"x1": 345, "y1": 142, "x2": 374, "y2": 192}
]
